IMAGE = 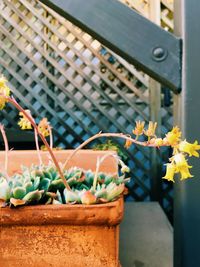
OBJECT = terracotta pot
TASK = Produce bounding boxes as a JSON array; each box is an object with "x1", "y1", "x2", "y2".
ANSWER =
[{"x1": 0, "y1": 150, "x2": 124, "y2": 267}]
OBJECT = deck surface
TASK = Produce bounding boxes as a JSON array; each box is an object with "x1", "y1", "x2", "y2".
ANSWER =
[{"x1": 119, "y1": 202, "x2": 173, "y2": 267}]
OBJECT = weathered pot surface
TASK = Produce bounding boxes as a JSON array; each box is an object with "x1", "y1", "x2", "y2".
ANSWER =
[
  {"x1": 0, "y1": 198, "x2": 124, "y2": 267},
  {"x1": 0, "y1": 150, "x2": 123, "y2": 267},
  {"x1": 0, "y1": 197, "x2": 124, "y2": 226}
]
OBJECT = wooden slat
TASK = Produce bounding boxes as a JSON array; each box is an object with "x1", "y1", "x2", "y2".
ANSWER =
[
  {"x1": 161, "y1": 0, "x2": 173, "y2": 12},
  {"x1": 0, "y1": 9, "x2": 130, "y2": 135},
  {"x1": 0, "y1": 57, "x2": 77, "y2": 147},
  {"x1": 15, "y1": 0, "x2": 148, "y2": 122},
  {"x1": 27, "y1": 0, "x2": 150, "y2": 107},
  {"x1": 0, "y1": 14, "x2": 105, "y2": 135},
  {"x1": 119, "y1": 0, "x2": 149, "y2": 17},
  {"x1": 0, "y1": 35, "x2": 95, "y2": 140},
  {"x1": 43, "y1": 4, "x2": 150, "y2": 103}
]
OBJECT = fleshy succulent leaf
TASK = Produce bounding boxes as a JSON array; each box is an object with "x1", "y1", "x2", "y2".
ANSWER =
[
  {"x1": 22, "y1": 190, "x2": 44, "y2": 203},
  {"x1": 52, "y1": 199, "x2": 62, "y2": 204},
  {"x1": 81, "y1": 191, "x2": 97, "y2": 205},
  {"x1": 56, "y1": 190, "x2": 63, "y2": 204},
  {"x1": 39, "y1": 178, "x2": 50, "y2": 191},
  {"x1": 10, "y1": 198, "x2": 26, "y2": 207},
  {"x1": 78, "y1": 184, "x2": 90, "y2": 191},
  {"x1": 95, "y1": 188, "x2": 107, "y2": 199},
  {"x1": 64, "y1": 189, "x2": 80, "y2": 204},
  {"x1": 0, "y1": 177, "x2": 11, "y2": 201},
  {"x1": 43, "y1": 171, "x2": 53, "y2": 180},
  {"x1": 33, "y1": 176, "x2": 40, "y2": 190},
  {"x1": 13, "y1": 180, "x2": 23, "y2": 188},
  {"x1": 24, "y1": 182, "x2": 33, "y2": 193},
  {"x1": 84, "y1": 171, "x2": 94, "y2": 186},
  {"x1": 49, "y1": 179, "x2": 65, "y2": 191},
  {"x1": 13, "y1": 186, "x2": 26, "y2": 199},
  {"x1": 106, "y1": 184, "x2": 124, "y2": 201},
  {"x1": 104, "y1": 175, "x2": 113, "y2": 185}
]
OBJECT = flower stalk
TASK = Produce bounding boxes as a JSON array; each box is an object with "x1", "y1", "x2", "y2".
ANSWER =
[
  {"x1": 93, "y1": 152, "x2": 118, "y2": 191},
  {"x1": 6, "y1": 96, "x2": 71, "y2": 191},
  {"x1": 34, "y1": 128, "x2": 43, "y2": 166},
  {"x1": 63, "y1": 132, "x2": 170, "y2": 170},
  {"x1": 0, "y1": 124, "x2": 9, "y2": 175},
  {"x1": 48, "y1": 125, "x2": 53, "y2": 150}
]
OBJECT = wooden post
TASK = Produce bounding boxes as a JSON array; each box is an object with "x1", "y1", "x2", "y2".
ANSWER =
[
  {"x1": 148, "y1": 0, "x2": 162, "y2": 201},
  {"x1": 174, "y1": 0, "x2": 200, "y2": 266}
]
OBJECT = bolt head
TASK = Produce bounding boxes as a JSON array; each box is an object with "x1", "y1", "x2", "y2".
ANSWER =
[{"x1": 152, "y1": 47, "x2": 168, "y2": 62}]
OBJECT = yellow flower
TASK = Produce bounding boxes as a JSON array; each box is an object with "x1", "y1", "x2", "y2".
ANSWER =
[
  {"x1": 144, "y1": 121, "x2": 157, "y2": 138},
  {"x1": 179, "y1": 140, "x2": 200, "y2": 157},
  {"x1": 0, "y1": 76, "x2": 7, "y2": 87},
  {"x1": 38, "y1": 118, "x2": 50, "y2": 137},
  {"x1": 124, "y1": 138, "x2": 132, "y2": 149},
  {"x1": 0, "y1": 76, "x2": 10, "y2": 110},
  {"x1": 150, "y1": 138, "x2": 164, "y2": 147},
  {"x1": 165, "y1": 126, "x2": 181, "y2": 146},
  {"x1": 179, "y1": 165, "x2": 193, "y2": 180},
  {"x1": 132, "y1": 121, "x2": 145, "y2": 136},
  {"x1": 163, "y1": 163, "x2": 176, "y2": 182},
  {"x1": 173, "y1": 153, "x2": 193, "y2": 180},
  {"x1": 18, "y1": 110, "x2": 32, "y2": 130},
  {"x1": 173, "y1": 153, "x2": 189, "y2": 167}
]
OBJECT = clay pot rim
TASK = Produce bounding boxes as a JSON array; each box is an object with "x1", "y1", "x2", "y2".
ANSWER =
[
  {"x1": 0, "y1": 149, "x2": 117, "y2": 155},
  {"x1": 0, "y1": 197, "x2": 124, "y2": 226},
  {"x1": 3, "y1": 197, "x2": 121, "y2": 209}
]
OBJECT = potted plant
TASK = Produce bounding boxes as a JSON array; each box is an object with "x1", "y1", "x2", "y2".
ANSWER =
[{"x1": 0, "y1": 76, "x2": 199, "y2": 267}]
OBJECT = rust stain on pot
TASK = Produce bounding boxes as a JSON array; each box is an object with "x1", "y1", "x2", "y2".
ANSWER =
[
  {"x1": 0, "y1": 199, "x2": 123, "y2": 267},
  {"x1": 0, "y1": 150, "x2": 123, "y2": 267}
]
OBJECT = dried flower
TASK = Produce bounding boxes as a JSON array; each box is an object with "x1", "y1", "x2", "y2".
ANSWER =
[
  {"x1": 38, "y1": 118, "x2": 50, "y2": 137},
  {"x1": 18, "y1": 110, "x2": 32, "y2": 130}
]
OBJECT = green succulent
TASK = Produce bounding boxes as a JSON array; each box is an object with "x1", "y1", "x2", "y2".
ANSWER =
[
  {"x1": 0, "y1": 176, "x2": 11, "y2": 201},
  {"x1": 0, "y1": 163, "x2": 129, "y2": 207},
  {"x1": 63, "y1": 170, "x2": 129, "y2": 205}
]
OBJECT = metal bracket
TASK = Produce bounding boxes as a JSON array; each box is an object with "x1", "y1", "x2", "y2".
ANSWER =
[{"x1": 39, "y1": 0, "x2": 182, "y2": 93}]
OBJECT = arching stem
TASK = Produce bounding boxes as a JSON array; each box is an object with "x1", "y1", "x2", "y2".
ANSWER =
[
  {"x1": 7, "y1": 96, "x2": 71, "y2": 191},
  {"x1": 34, "y1": 128, "x2": 43, "y2": 165},
  {"x1": 93, "y1": 152, "x2": 118, "y2": 191},
  {"x1": 48, "y1": 125, "x2": 53, "y2": 150},
  {"x1": 63, "y1": 132, "x2": 169, "y2": 170},
  {"x1": 0, "y1": 124, "x2": 9, "y2": 175}
]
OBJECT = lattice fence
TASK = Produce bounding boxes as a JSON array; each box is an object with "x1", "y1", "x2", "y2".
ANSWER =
[{"x1": 0, "y1": 0, "x2": 174, "y2": 217}]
